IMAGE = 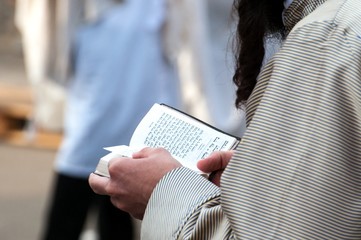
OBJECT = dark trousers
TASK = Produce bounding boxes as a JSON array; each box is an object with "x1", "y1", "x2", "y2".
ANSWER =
[{"x1": 41, "y1": 173, "x2": 133, "y2": 240}]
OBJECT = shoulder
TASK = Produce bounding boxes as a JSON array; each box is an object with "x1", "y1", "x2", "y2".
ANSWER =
[
  {"x1": 285, "y1": 0, "x2": 361, "y2": 58},
  {"x1": 291, "y1": 0, "x2": 361, "y2": 35},
  {"x1": 334, "y1": 0, "x2": 361, "y2": 36}
]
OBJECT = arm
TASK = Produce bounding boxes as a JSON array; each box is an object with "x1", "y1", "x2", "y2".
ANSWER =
[
  {"x1": 215, "y1": 10, "x2": 361, "y2": 238},
  {"x1": 142, "y1": 167, "x2": 235, "y2": 239},
  {"x1": 141, "y1": 149, "x2": 236, "y2": 239},
  {"x1": 89, "y1": 147, "x2": 236, "y2": 239}
]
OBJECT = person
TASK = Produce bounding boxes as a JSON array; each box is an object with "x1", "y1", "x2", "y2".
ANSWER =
[
  {"x1": 89, "y1": 0, "x2": 361, "y2": 239},
  {"x1": 14, "y1": 0, "x2": 118, "y2": 132},
  {"x1": 164, "y1": 0, "x2": 246, "y2": 137},
  {"x1": 41, "y1": 0, "x2": 182, "y2": 239}
]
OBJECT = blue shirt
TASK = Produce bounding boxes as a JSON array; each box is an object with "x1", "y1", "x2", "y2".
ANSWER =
[{"x1": 55, "y1": 1, "x2": 181, "y2": 178}]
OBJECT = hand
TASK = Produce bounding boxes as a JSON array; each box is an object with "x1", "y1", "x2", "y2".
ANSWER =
[
  {"x1": 89, "y1": 147, "x2": 182, "y2": 219},
  {"x1": 197, "y1": 151, "x2": 233, "y2": 186}
]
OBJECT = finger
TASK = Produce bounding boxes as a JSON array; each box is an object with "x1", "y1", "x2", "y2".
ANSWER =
[
  {"x1": 197, "y1": 150, "x2": 234, "y2": 173},
  {"x1": 110, "y1": 196, "x2": 144, "y2": 220},
  {"x1": 208, "y1": 170, "x2": 223, "y2": 187},
  {"x1": 132, "y1": 147, "x2": 168, "y2": 159},
  {"x1": 88, "y1": 173, "x2": 110, "y2": 195},
  {"x1": 132, "y1": 147, "x2": 153, "y2": 158},
  {"x1": 110, "y1": 196, "x2": 123, "y2": 210}
]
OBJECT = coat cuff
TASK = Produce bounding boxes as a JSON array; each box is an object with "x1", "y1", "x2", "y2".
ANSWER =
[{"x1": 141, "y1": 167, "x2": 220, "y2": 239}]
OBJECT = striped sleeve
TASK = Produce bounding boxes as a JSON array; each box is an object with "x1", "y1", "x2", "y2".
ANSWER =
[
  {"x1": 141, "y1": 1, "x2": 361, "y2": 239},
  {"x1": 221, "y1": 0, "x2": 361, "y2": 239},
  {"x1": 141, "y1": 167, "x2": 235, "y2": 239}
]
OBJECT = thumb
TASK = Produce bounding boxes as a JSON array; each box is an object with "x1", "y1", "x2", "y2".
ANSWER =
[
  {"x1": 197, "y1": 150, "x2": 233, "y2": 173},
  {"x1": 88, "y1": 173, "x2": 110, "y2": 195}
]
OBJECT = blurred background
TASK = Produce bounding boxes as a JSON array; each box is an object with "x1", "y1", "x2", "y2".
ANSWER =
[
  {"x1": 0, "y1": 0, "x2": 245, "y2": 239},
  {"x1": 0, "y1": 1, "x2": 63, "y2": 240}
]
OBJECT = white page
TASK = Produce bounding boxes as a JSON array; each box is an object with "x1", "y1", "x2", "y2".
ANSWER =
[{"x1": 129, "y1": 104, "x2": 237, "y2": 171}]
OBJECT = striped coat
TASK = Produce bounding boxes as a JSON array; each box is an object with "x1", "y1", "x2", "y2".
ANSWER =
[{"x1": 142, "y1": 0, "x2": 361, "y2": 239}]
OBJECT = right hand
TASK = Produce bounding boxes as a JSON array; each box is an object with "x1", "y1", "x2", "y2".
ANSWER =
[
  {"x1": 197, "y1": 151, "x2": 233, "y2": 187},
  {"x1": 89, "y1": 147, "x2": 182, "y2": 219}
]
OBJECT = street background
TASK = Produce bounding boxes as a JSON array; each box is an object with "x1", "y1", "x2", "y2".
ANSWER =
[
  {"x1": 0, "y1": 1, "x2": 239, "y2": 239},
  {"x1": 0, "y1": 2, "x2": 128, "y2": 239}
]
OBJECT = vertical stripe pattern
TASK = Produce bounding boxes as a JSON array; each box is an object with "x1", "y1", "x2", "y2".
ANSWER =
[
  {"x1": 223, "y1": 0, "x2": 361, "y2": 239},
  {"x1": 142, "y1": 0, "x2": 361, "y2": 239}
]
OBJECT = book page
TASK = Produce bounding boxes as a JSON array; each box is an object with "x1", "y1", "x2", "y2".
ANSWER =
[{"x1": 129, "y1": 104, "x2": 238, "y2": 171}]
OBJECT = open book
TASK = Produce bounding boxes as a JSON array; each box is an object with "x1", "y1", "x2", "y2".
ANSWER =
[{"x1": 95, "y1": 103, "x2": 241, "y2": 177}]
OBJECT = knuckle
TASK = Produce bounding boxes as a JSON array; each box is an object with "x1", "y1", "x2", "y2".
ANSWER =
[{"x1": 153, "y1": 147, "x2": 165, "y2": 153}]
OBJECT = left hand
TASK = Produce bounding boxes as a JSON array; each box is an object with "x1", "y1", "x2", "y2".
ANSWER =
[{"x1": 89, "y1": 147, "x2": 182, "y2": 219}]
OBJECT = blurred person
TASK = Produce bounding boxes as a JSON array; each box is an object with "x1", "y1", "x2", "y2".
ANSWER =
[
  {"x1": 165, "y1": 0, "x2": 246, "y2": 137},
  {"x1": 201, "y1": 0, "x2": 246, "y2": 136},
  {"x1": 40, "y1": 0, "x2": 181, "y2": 239},
  {"x1": 89, "y1": 0, "x2": 361, "y2": 239},
  {"x1": 14, "y1": 0, "x2": 116, "y2": 132}
]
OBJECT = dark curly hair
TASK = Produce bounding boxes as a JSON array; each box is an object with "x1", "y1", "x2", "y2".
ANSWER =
[{"x1": 232, "y1": 0, "x2": 285, "y2": 108}]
